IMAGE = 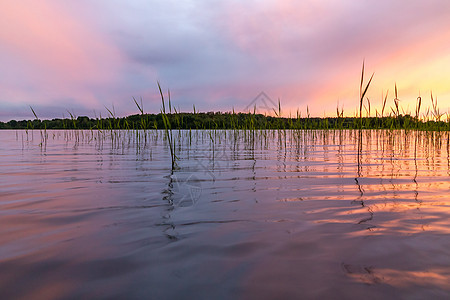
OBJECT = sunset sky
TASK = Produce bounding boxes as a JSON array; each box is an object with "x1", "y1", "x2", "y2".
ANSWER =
[{"x1": 1, "y1": 0, "x2": 450, "y2": 121}]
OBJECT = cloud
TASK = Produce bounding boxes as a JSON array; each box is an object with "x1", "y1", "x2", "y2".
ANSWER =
[
  {"x1": 2, "y1": 0, "x2": 450, "y2": 121},
  {"x1": 0, "y1": 1, "x2": 126, "y2": 117}
]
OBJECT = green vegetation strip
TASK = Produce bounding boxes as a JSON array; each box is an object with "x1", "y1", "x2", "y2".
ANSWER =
[
  {"x1": 2, "y1": 64, "x2": 450, "y2": 131},
  {"x1": 3, "y1": 113, "x2": 450, "y2": 131}
]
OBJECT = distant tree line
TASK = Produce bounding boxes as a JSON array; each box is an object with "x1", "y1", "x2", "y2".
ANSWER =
[{"x1": 0, "y1": 111, "x2": 449, "y2": 131}]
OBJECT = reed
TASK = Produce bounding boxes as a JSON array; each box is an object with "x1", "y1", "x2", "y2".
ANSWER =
[
  {"x1": 359, "y1": 61, "x2": 374, "y2": 128},
  {"x1": 29, "y1": 106, "x2": 48, "y2": 147},
  {"x1": 67, "y1": 110, "x2": 77, "y2": 129},
  {"x1": 158, "y1": 81, "x2": 177, "y2": 170}
]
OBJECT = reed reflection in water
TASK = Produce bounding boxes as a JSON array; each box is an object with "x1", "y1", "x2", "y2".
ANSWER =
[{"x1": 0, "y1": 129, "x2": 449, "y2": 299}]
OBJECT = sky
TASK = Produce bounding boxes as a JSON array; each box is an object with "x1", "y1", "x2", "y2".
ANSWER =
[{"x1": 1, "y1": 0, "x2": 450, "y2": 121}]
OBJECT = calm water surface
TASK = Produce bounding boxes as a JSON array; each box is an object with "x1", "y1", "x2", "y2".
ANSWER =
[{"x1": 0, "y1": 129, "x2": 449, "y2": 299}]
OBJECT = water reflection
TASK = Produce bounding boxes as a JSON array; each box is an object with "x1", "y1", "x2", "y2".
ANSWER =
[{"x1": 0, "y1": 129, "x2": 449, "y2": 298}]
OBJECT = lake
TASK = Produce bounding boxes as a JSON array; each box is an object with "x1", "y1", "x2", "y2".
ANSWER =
[{"x1": 1, "y1": 129, "x2": 449, "y2": 299}]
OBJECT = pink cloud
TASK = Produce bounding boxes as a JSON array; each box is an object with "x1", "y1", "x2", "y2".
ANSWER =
[
  {"x1": 0, "y1": 1, "x2": 127, "y2": 109},
  {"x1": 206, "y1": 1, "x2": 450, "y2": 117},
  {"x1": 2, "y1": 1, "x2": 450, "y2": 121}
]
